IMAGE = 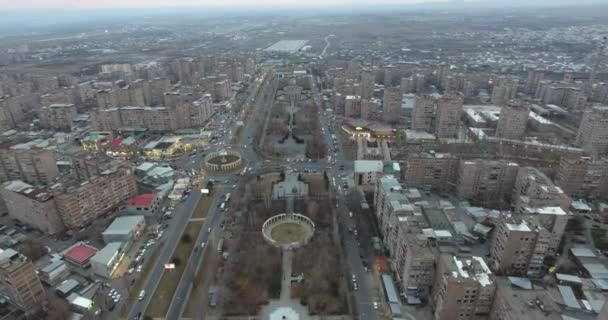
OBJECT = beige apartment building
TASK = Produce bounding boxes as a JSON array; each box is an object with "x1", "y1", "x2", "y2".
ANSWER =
[
  {"x1": 457, "y1": 159, "x2": 519, "y2": 207},
  {"x1": 435, "y1": 93, "x2": 464, "y2": 138},
  {"x1": 576, "y1": 105, "x2": 608, "y2": 158},
  {"x1": 393, "y1": 225, "x2": 435, "y2": 299},
  {"x1": 554, "y1": 156, "x2": 608, "y2": 199},
  {"x1": 53, "y1": 166, "x2": 137, "y2": 228},
  {"x1": 525, "y1": 69, "x2": 545, "y2": 94},
  {"x1": 491, "y1": 76, "x2": 519, "y2": 106},
  {"x1": 489, "y1": 216, "x2": 549, "y2": 277},
  {"x1": 0, "y1": 249, "x2": 46, "y2": 315},
  {"x1": 383, "y1": 87, "x2": 404, "y2": 124},
  {"x1": 38, "y1": 103, "x2": 77, "y2": 131},
  {"x1": 495, "y1": 100, "x2": 529, "y2": 140},
  {"x1": 0, "y1": 148, "x2": 59, "y2": 185},
  {"x1": 404, "y1": 152, "x2": 459, "y2": 192},
  {"x1": 432, "y1": 255, "x2": 495, "y2": 320},
  {"x1": 512, "y1": 167, "x2": 572, "y2": 213},
  {"x1": 0, "y1": 181, "x2": 65, "y2": 234},
  {"x1": 411, "y1": 94, "x2": 436, "y2": 132}
]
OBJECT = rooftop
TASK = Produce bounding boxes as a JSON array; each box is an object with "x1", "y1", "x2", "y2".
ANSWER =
[
  {"x1": 354, "y1": 160, "x2": 383, "y2": 173},
  {"x1": 91, "y1": 242, "x2": 123, "y2": 265},
  {"x1": 128, "y1": 193, "x2": 156, "y2": 207},
  {"x1": 102, "y1": 215, "x2": 145, "y2": 236},
  {"x1": 449, "y1": 255, "x2": 493, "y2": 287},
  {"x1": 3, "y1": 180, "x2": 53, "y2": 202},
  {"x1": 264, "y1": 40, "x2": 309, "y2": 53},
  {"x1": 63, "y1": 243, "x2": 97, "y2": 265}
]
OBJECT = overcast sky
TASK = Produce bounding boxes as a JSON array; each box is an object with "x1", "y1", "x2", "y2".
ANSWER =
[{"x1": 3, "y1": 0, "x2": 452, "y2": 10}]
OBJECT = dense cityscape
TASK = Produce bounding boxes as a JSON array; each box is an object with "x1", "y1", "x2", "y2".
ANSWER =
[{"x1": 1, "y1": 1, "x2": 608, "y2": 320}]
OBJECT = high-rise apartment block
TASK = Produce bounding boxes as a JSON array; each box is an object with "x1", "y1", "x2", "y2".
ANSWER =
[
  {"x1": 495, "y1": 100, "x2": 529, "y2": 140},
  {"x1": 373, "y1": 176, "x2": 434, "y2": 298},
  {"x1": 457, "y1": 159, "x2": 519, "y2": 206},
  {"x1": 53, "y1": 166, "x2": 137, "y2": 228},
  {"x1": 512, "y1": 167, "x2": 571, "y2": 213},
  {"x1": 0, "y1": 181, "x2": 65, "y2": 234},
  {"x1": 383, "y1": 87, "x2": 404, "y2": 124},
  {"x1": 360, "y1": 70, "x2": 375, "y2": 99},
  {"x1": 0, "y1": 166, "x2": 137, "y2": 231},
  {"x1": 411, "y1": 93, "x2": 463, "y2": 138},
  {"x1": 393, "y1": 225, "x2": 435, "y2": 299},
  {"x1": 360, "y1": 98, "x2": 381, "y2": 120},
  {"x1": 436, "y1": 63, "x2": 450, "y2": 89},
  {"x1": 435, "y1": 93, "x2": 464, "y2": 138},
  {"x1": 0, "y1": 249, "x2": 46, "y2": 315},
  {"x1": 0, "y1": 148, "x2": 59, "y2": 185},
  {"x1": 525, "y1": 69, "x2": 545, "y2": 94},
  {"x1": 432, "y1": 255, "x2": 495, "y2": 320},
  {"x1": 344, "y1": 95, "x2": 362, "y2": 118},
  {"x1": 491, "y1": 76, "x2": 519, "y2": 106},
  {"x1": 38, "y1": 103, "x2": 77, "y2": 131},
  {"x1": 489, "y1": 216, "x2": 550, "y2": 277},
  {"x1": 412, "y1": 95, "x2": 436, "y2": 132},
  {"x1": 554, "y1": 156, "x2": 608, "y2": 199},
  {"x1": 404, "y1": 152, "x2": 459, "y2": 192},
  {"x1": 576, "y1": 105, "x2": 608, "y2": 158}
]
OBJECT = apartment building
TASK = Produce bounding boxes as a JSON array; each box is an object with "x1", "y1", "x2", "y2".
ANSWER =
[
  {"x1": 489, "y1": 216, "x2": 550, "y2": 277},
  {"x1": 491, "y1": 76, "x2": 519, "y2": 106},
  {"x1": 432, "y1": 255, "x2": 495, "y2": 320},
  {"x1": 491, "y1": 277, "x2": 563, "y2": 320},
  {"x1": 525, "y1": 69, "x2": 545, "y2": 94},
  {"x1": 91, "y1": 106, "x2": 178, "y2": 132},
  {"x1": 495, "y1": 100, "x2": 529, "y2": 140},
  {"x1": 575, "y1": 105, "x2": 608, "y2": 158},
  {"x1": 404, "y1": 152, "x2": 459, "y2": 192},
  {"x1": 345, "y1": 95, "x2": 362, "y2": 118},
  {"x1": 0, "y1": 249, "x2": 46, "y2": 315},
  {"x1": 53, "y1": 166, "x2": 137, "y2": 228},
  {"x1": 435, "y1": 93, "x2": 464, "y2": 139},
  {"x1": 354, "y1": 160, "x2": 384, "y2": 187},
  {"x1": 457, "y1": 159, "x2": 519, "y2": 207},
  {"x1": 360, "y1": 70, "x2": 375, "y2": 99},
  {"x1": 412, "y1": 94, "x2": 436, "y2": 132},
  {"x1": 360, "y1": 98, "x2": 381, "y2": 121},
  {"x1": 512, "y1": 167, "x2": 572, "y2": 213},
  {"x1": 554, "y1": 156, "x2": 608, "y2": 200},
  {"x1": 0, "y1": 148, "x2": 59, "y2": 185},
  {"x1": 383, "y1": 87, "x2": 404, "y2": 124},
  {"x1": 393, "y1": 225, "x2": 435, "y2": 299},
  {"x1": 0, "y1": 181, "x2": 65, "y2": 234},
  {"x1": 38, "y1": 103, "x2": 78, "y2": 131}
]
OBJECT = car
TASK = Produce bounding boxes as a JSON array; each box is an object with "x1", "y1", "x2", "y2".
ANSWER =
[
  {"x1": 351, "y1": 274, "x2": 357, "y2": 281},
  {"x1": 138, "y1": 290, "x2": 146, "y2": 300},
  {"x1": 353, "y1": 283, "x2": 359, "y2": 290},
  {"x1": 373, "y1": 301, "x2": 379, "y2": 309},
  {"x1": 137, "y1": 265, "x2": 143, "y2": 272},
  {"x1": 201, "y1": 242, "x2": 206, "y2": 248},
  {"x1": 128, "y1": 268, "x2": 135, "y2": 274}
]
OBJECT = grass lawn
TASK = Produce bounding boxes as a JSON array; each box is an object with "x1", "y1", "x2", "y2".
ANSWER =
[
  {"x1": 183, "y1": 247, "x2": 218, "y2": 317},
  {"x1": 118, "y1": 248, "x2": 160, "y2": 319},
  {"x1": 304, "y1": 175, "x2": 328, "y2": 194},
  {"x1": 144, "y1": 221, "x2": 204, "y2": 318},
  {"x1": 192, "y1": 191, "x2": 215, "y2": 219}
]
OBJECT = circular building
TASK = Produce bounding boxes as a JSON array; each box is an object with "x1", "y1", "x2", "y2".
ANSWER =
[
  {"x1": 262, "y1": 213, "x2": 315, "y2": 250},
  {"x1": 204, "y1": 148, "x2": 243, "y2": 172}
]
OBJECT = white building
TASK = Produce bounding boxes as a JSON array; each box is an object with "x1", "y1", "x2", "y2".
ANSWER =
[{"x1": 90, "y1": 242, "x2": 126, "y2": 279}]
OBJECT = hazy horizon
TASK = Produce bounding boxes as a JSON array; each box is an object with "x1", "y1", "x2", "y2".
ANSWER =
[{"x1": 0, "y1": 0, "x2": 603, "y2": 11}]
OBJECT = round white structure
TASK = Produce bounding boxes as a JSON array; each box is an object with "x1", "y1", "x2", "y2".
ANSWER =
[
  {"x1": 262, "y1": 213, "x2": 315, "y2": 250},
  {"x1": 204, "y1": 149, "x2": 243, "y2": 172}
]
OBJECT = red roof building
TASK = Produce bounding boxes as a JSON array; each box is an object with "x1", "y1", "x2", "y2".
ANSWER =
[
  {"x1": 63, "y1": 243, "x2": 98, "y2": 267},
  {"x1": 125, "y1": 193, "x2": 160, "y2": 216}
]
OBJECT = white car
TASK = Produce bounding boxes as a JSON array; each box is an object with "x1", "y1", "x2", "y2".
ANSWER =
[
  {"x1": 201, "y1": 242, "x2": 206, "y2": 248},
  {"x1": 137, "y1": 265, "x2": 143, "y2": 273},
  {"x1": 373, "y1": 301, "x2": 379, "y2": 309}
]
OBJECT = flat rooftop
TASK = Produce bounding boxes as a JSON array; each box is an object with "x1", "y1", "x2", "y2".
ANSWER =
[{"x1": 264, "y1": 40, "x2": 309, "y2": 53}]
